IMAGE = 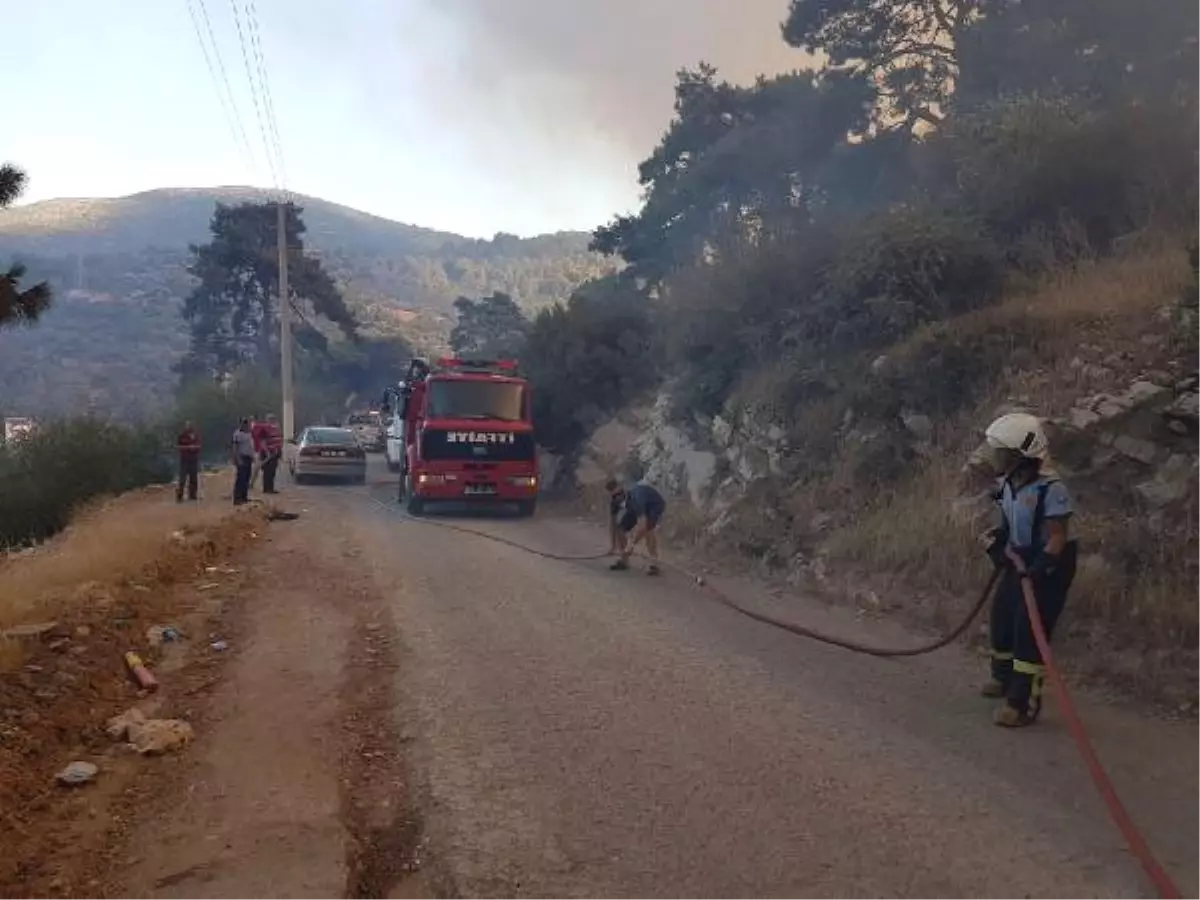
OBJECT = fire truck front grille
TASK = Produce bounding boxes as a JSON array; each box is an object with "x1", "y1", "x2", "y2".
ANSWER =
[{"x1": 420, "y1": 429, "x2": 536, "y2": 462}]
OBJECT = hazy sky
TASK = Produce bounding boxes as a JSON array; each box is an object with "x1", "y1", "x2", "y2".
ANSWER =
[{"x1": 6, "y1": 0, "x2": 808, "y2": 237}]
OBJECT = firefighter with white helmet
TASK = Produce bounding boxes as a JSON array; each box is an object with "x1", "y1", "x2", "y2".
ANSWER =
[{"x1": 979, "y1": 412, "x2": 1078, "y2": 727}]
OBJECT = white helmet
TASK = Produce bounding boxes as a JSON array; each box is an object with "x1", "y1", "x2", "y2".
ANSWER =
[{"x1": 984, "y1": 412, "x2": 1049, "y2": 460}]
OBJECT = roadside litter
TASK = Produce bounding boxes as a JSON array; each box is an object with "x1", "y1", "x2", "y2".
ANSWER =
[
  {"x1": 123, "y1": 651, "x2": 159, "y2": 692},
  {"x1": 146, "y1": 625, "x2": 183, "y2": 648}
]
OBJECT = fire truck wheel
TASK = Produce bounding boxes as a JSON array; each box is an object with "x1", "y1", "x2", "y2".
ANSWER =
[
  {"x1": 404, "y1": 475, "x2": 424, "y2": 515},
  {"x1": 516, "y1": 499, "x2": 537, "y2": 518}
]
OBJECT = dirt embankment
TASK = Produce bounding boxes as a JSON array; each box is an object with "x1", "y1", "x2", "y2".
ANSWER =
[
  {"x1": 0, "y1": 477, "x2": 261, "y2": 895},
  {"x1": 0, "y1": 482, "x2": 427, "y2": 898}
]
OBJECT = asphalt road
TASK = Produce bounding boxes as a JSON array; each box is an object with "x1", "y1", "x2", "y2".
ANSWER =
[{"x1": 292, "y1": 459, "x2": 1198, "y2": 898}]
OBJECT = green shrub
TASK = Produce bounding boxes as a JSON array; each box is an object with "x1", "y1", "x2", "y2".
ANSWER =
[
  {"x1": 521, "y1": 275, "x2": 658, "y2": 456},
  {"x1": 0, "y1": 418, "x2": 173, "y2": 548}
]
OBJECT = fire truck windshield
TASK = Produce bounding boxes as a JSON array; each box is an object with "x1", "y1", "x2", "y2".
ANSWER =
[{"x1": 427, "y1": 380, "x2": 525, "y2": 422}]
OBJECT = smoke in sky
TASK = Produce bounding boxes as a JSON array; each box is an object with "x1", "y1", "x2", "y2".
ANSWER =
[{"x1": 392, "y1": 0, "x2": 811, "y2": 222}]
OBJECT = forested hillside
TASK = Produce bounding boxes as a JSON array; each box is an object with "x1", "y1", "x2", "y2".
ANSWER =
[{"x1": 0, "y1": 187, "x2": 614, "y2": 418}]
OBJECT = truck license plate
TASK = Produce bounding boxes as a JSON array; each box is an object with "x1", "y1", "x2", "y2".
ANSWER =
[
  {"x1": 464, "y1": 484, "x2": 496, "y2": 496},
  {"x1": 321, "y1": 450, "x2": 346, "y2": 457}
]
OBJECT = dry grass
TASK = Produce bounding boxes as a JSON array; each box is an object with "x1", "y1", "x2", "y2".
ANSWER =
[
  {"x1": 0, "y1": 471, "x2": 257, "y2": 668},
  {"x1": 828, "y1": 456, "x2": 1199, "y2": 650},
  {"x1": 825, "y1": 458, "x2": 985, "y2": 595},
  {"x1": 892, "y1": 241, "x2": 1190, "y2": 372},
  {"x1": 819, "y1": 241, "x2": 1198, "y2": 675},
  {"x1": 1005, "y1": 237, "x2": 1191, "y2": 320}
]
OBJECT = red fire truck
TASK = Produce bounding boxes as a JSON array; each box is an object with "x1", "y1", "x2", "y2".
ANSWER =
[{"x1": 381, "y1": 357, "x2": 539, "y2": 516}]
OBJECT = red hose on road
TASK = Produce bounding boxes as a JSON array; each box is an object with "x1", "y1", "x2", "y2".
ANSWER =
[
  {"x1": 1016, "y1": 576, "x2": 1183, "y2": 900},
  {"x1": 361, "y1": 490, "x2": 1183, "y2": 897}
]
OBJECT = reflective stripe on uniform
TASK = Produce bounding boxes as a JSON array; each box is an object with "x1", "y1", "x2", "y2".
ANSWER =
[
  {"x1": 990, "y1": 650, "x2": 1013, "y2": 660},
  {"x1": 1013, "y1": 659, "x2": 1044, "y2": 675}
]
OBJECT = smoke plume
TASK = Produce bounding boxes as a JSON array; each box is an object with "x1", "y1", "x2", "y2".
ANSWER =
[{"x1": 395, "y1": 0, "x2": 811, "y2": 222}]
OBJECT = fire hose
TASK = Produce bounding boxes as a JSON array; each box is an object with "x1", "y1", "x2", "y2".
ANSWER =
[{"x1": 360, "y1": 492, "x2": 1183, "y2": 898}]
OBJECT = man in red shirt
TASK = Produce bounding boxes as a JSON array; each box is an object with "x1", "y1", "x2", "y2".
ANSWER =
[
  {"x1": 252, "y1": 413, "x2": 285, "y2": 494},
  {"x1": 176, "y1": 420, "x2": 201, "y2": 502}
]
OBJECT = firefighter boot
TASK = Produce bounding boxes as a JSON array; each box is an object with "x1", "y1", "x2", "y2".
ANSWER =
[
  {"x1": 993, "y1": 703, "x2": 1034, "y2": 728},
  {"x1": 609, "y1": 558, "x2": 630, "y2": 572},
  {"x1": 646, "y1": 564, "x2": 661, "y2": 576}
]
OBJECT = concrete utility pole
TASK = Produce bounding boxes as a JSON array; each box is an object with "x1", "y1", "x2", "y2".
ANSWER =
[{"x1": 277, "y1": 201, "x2": 295, "y2": 440}]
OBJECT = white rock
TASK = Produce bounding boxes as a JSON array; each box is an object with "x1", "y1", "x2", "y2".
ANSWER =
[{"x1": 56, "y1": 761, "x2": 98, "y2": 786}]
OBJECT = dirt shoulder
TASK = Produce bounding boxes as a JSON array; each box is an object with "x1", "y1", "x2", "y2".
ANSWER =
[
  {"x1": 106, "y1": 496, "x2": 432, "y2": 897},
  {"x1": 1, "y1": 485, "x2": 430, "y2": 899},
  {"x1": 108, "y1": 495, "x2": 430, "y2": 899}
]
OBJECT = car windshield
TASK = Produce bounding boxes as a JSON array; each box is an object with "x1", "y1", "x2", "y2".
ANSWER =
[
  {"x1": 305, "y1": 427, "x2": 356, "y2": 445},
  {"x1": 427, "y1": 380, "x2": 524, "y2": 422}
]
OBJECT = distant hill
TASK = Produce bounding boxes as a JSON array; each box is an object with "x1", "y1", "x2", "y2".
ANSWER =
[{"x1": 0, "y1": 187, "x2": 616, "y2": 419}]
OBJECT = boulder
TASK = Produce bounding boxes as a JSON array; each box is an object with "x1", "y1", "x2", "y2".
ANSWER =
[
  {"x1": 1112, "y1": 435, "x2": 1159, "y2": 465},
  {"x1": 1133, "y1": 454, "x2": 1196, "y2": 508},
  {"x1": 1069, "y1": 407, "x2": 1102, "y2": 431},
  {"x1": 900, "y1": 411, "x2": 934, "y2": 442},
  {"x1": 1163, "y1": 391, "x2": 1199, "y2": 432},
  {"x1": 711, "y1": 415, "x2": 734, "y2": 448},
  {"x1": 1123, "y1": 380, "x2": 1167, "y2": 405}
]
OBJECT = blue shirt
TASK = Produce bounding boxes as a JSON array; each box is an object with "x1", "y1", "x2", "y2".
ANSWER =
[
  {"x1": 612, "y1": 483, "x2": 664, "y2": 518},
  {"x1": 996, "y1": 476, "x2": 1072, "y2": 551}
]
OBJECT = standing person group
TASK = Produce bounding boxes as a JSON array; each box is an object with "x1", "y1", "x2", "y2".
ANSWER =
[{"x1": 228, "y1": 412, "x2": 285, "y2": 505}]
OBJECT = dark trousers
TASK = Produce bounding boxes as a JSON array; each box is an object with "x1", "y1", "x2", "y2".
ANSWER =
[
  {"x1": 234, "y1": 457, "x2": 254, "y2": 503},
  {"x1": 989, "y1": 564, "x2": 1071, "y2": 717},
  {"x1": 261, "y1": 452, "x2": 280, "y2": 493},
  {"x1": 177, "y1": 455, "x2": 199, "y2": 501}
]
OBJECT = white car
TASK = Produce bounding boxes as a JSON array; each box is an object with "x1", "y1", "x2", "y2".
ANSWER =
[{"x1": 288, "y1": 427, "x2": 368, "y2": 484}]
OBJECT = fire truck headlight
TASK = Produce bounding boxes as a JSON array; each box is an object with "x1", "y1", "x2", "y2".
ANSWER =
[
  {"x1": 507, "y1": 475, "x2": 538, "y2": 489},
  {"x1": 418, "y1": 474, "x2": 446, "y2": 486}
]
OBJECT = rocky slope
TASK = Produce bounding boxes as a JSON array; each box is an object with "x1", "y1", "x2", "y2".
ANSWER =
[{"x1": 574, "y1": 246, "x2": 1199, "y2": 704}]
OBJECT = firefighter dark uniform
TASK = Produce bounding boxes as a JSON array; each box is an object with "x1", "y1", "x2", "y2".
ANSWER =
[{"x1": 980, "y1": 413, "x2": 1079, "y2": 728}]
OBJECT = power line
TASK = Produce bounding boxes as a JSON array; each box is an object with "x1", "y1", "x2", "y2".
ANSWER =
[
  {"x1": 245, "y1": 0, "x2": 288, "y2": 193},
  {"x1": 188, "y1": 0, "x2": 258, "y2": 175},
  {"x1": 228, "y1": 0, "x2": 279, "y2": 188},
  {"x1": 184, "y1": 0, "x2": 251, "y2": 170}
]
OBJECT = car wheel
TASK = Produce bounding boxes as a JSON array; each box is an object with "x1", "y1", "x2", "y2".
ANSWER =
[{"x1": 516, "y1": 499, "x2": 537, "y2": 518}]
